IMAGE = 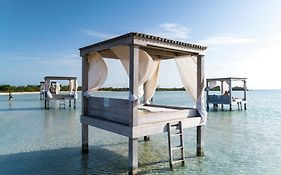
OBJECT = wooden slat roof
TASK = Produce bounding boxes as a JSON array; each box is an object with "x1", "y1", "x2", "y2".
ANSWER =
[
  {"x1": 79, "y1": 32, "x2": 207, "y2": 51},
  {"x1": 44, "y1": 76, "x2": 77, "y2": 80},
  {"x1": 206, "y1": 77, "x2": 247, "y2": 81}
]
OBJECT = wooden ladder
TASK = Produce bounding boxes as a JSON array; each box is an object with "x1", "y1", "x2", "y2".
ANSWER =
[
  {"x1": 59, "y1": 98, "x2": 65, "y2": 109},
  {"x1": 168, "y1": 121, "x2": 185, "y2": 169}
]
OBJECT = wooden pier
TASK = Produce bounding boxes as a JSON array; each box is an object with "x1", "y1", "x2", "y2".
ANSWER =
[
  {"x1": 206, "y1": 77, "x2": 247, "y2": 111},
  {"x1": 44, "y1": 76, "x2": 78, "y2": 109},
  {"x1": 79, "y1": 32, "x2": 208, "y2": 174}
]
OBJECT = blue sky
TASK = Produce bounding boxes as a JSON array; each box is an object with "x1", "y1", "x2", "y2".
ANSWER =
[{"x1": 1, "y1": 0, "x2": 281, "y2": 89}]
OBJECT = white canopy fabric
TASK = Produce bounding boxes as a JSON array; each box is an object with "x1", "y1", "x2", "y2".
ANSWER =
[
  {"x1": 143, "y1": 59, "x2": 161, "y2": 103},
  {"x1": 83, "y1": 52, "x2": 108, "y2": 97},
  {"x1": 111, "y1": 46, "x2": 154, "y2": 99},
  {"x1": 55, "y1": 82, "x2": 60, "y2": 94},
  {"x1": 222, "y1": 81, "x2": 229, "y2": 94},
  {"x1": 44, "y1": 80, "x2": 53, "y2": 99},
  {"x1": 69, "y1": 79, "x2": 78, "y2": 98},
  {"x1": 69, "y1": 80, "x2": 74, "y2": 93},
  {"x1": 208, "y1": 81, "x2": 218, "y2": 89},
  {"x1": 175, "y1": 55, "x2": 207, "y2": 124}
]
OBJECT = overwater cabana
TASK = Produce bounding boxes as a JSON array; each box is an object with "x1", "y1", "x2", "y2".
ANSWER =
[
  {"x1": 44, "y1": 76, "x2": 78, "y2": 109},
  {"x1": 206, "y1": 77, "x2": 247, "y2": 111},
  {"x1": 79, "y1": 32, "x2": 207, "y2": 174}
]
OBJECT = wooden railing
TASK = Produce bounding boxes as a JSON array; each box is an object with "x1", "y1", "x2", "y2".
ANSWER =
[{"x1": 87, "y1": 97, "x2": 130, "y2": 125}]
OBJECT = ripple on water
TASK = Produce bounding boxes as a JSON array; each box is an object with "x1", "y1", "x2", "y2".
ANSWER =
[{"x1": 0, "y1": 91, "x2": 281, "y2": 175}]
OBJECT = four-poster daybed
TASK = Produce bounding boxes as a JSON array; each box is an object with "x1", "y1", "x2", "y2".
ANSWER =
[
  {"x1": 206, "y1": 77, "x2": 247, "y2": 110},
  {"x1": 44, "y1": 76, "x2": 78, "y2": 109},
  {"x1": 79, "y1": 32, "x2": 207, "y2": 174}
]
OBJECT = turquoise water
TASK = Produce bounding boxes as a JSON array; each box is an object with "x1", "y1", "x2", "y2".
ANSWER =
[{"x1": 0, "y1": 91, "x2": 281, "y2": 175}]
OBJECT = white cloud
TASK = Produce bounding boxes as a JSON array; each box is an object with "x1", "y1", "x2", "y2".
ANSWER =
[
  {"x1": 79, "y1": 29, "x2": 114, "y2": 39},
  {"x1": 200, "y1": 35, "x2": 258, "y2": 46},
  {"x1": 157, "y1": 23, "x2": 190, "y2": 40}
]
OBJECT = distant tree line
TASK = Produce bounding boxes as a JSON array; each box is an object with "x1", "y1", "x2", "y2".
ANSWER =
[
  {"x1": 0, "y1": 84, "x2": 247, "y2": 93},
  {"x1": 0, "y1": 84, "x2": 187, "y2": 92},
  {"x1": 0, "y1": 84, "x2": 82, "y2": 93},
  {"x1": 209, "y1": 86, "x2": 247, "y2": 91}
]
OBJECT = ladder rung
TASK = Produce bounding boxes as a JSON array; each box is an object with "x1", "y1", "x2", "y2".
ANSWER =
[
  {"x1": 172, "y1": 159, "x2": 184, "y2": 164},
  {"x1": 171, "y1": 132, "x2": 182, "y2": 136},
  {"x1": 172, "y1": 145, "x2": 183, "y2": 150},
  {"x1": 171, "y1": 123, "x2": 179, "y2": 127}
]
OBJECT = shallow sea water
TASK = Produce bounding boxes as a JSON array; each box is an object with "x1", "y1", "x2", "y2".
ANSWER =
[{"x1": 0, "y1": 90, "x2": 281, "y2": 175}]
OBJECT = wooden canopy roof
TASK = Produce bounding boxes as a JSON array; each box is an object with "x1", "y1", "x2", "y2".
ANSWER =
[
  {"x1": 44, "y1": 76, "x2": 77, "y2": 81},
  {"x1": 206, "y1": 77, "x2": 247, "y2": 81},
  {"x1": 79, "y1": 32, "x2": 207, "y2": 60}
]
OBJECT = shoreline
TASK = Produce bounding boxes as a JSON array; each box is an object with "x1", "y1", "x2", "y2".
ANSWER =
[{"x1": 0, "y1": 91, "x2": 40, "y2": 96}]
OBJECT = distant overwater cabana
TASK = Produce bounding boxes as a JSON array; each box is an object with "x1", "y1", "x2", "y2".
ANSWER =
[
  {"x1": 206, "y1": 77, "x2": 247, "y2": 111},
  {"x1": 44, "y1": 76, "x2": 78, "y2": 109},
  {"x1": 79, "y1": 32, "x2": 207, "y2": 174}
]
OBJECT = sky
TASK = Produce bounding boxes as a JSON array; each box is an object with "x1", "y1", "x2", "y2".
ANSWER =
[{"x1": 1, "y1": 0, "x2": 281, "y2": 89}]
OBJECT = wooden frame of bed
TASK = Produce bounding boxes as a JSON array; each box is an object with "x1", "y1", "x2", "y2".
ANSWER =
[{"x1": 79, "y1": 32, "x2": 207, "y2": 174}]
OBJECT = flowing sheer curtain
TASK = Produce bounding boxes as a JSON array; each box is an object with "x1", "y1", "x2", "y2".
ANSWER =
[
  {"x1": 143, "y1": 59, "x2": 161, "y2": 103},
  {"x1": 83, "y1": 52, "x2": 108, "y2": 97},
  {"x1": 208, "y1": 81, "x2": 218, "y2": 89},
  {"x1": 111, "y1": 46, "x2": 154, "y2": 99},
  {"x1": 175, "y1": 55, "x2": 207, "y2": 124}
]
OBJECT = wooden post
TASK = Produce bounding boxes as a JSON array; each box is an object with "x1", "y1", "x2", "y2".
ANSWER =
[
  {"x1": 243, "y1": 80, "x2": 247, "y2": 110},
  {"x1": 229, "y1": 79, "x2": 232, "y2": 111},
  {"x1": 221, "y1": 81, "x2": 224, "y2": 109},
  {"x1": 143, "y1": 81, "x2": 150, "y2": 141},
  {"x1": 82, "y1": 54, "x2": 89, "y2": 154},
  {"x1": 206, "y1": 80, "x2": 209, "y2": 110},
  {"x1": 128, "y1": 44, "x2": 139, "y2": 174},
  {"x1": 68, "y1": 80, "x2": 71, "y2": 107},
  {"x1": 196, "y1": 55, "x2": 204, "y2": 157},
  {"x1": 129, "y1": 45, "x2": 139, "y2": 127},
  {"x1": 129, "y1": 138, "x2": 138, "y2": 175},
  {"x1": 197, "y1": 126, "x2": 204, "y2": 156}
]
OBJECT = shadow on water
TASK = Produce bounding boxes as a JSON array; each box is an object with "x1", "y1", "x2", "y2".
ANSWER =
[
  {"x1": 0, "y1": 107, "x2": 44, "y2": 112},
  {"x1": 0, "y1": 146, "x2": 128, "y2": 175}
]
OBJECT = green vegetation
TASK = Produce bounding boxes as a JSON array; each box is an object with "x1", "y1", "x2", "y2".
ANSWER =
[
  {"x1": 209, "y1": 86, "x2": 247, "y2": 91},
  {"x1": 0, "y1": 84, "x2": 82, "y2": 93},
  {"x1": 0, "y1": 84, "x2": 247, "y2": 93},
  {"x1": 0, "y1": 84, "x2": 40, "y2": 92},
  {"x1": 0, "y1": 84, "x2": 187, "y2": 93}
]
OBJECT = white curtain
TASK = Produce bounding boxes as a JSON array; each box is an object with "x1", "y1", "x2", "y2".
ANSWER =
[
  {"x1": 175, "y1": 55, "x2": 207, "y2": 124},
  {"x1": 209, "y1": 81, "x2": 218, "y2": 89},
  {"x1": 222, "y1": 80, "x2": 230, "y2": 94},
  {"x1": 111, "y1": 46, "x2": 154, "y2": 98},
  {"x1": 69, "y1": 80, "x2": 74, "y2": 93},
  {"x1": 55, "y1": 82, "x2": 60, "y2": 94},
  {"x1": 175, "y1": 55, "x2": 197, "y2": 99},
  {"x1": 143, "y1": 59, "x2": 161, "y2": 103},
  {"x1": 83, "y1": 52, "x2": 108, "y2": 97},
  {"x1": 44, "y1": 80, "x2": 53, "y2": 98},
  {"x1": 69, "y1": 79, "x2": 78, "y2": 98}
]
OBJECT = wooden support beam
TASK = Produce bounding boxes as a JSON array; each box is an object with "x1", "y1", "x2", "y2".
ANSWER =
[
  {"x1": 196, "y1": 126, "x2": 204, "y2": 156},
  {"x1": 229, "y1": 80, "x2": 232, "y2": 111},
  {"x1": 206, "y1": 80, "x2": 209, "y2": 110},
  {"x1": 129, "y1": 45, "x2": 139, "y2": 127},
  {"x1": 243, "y1": 80, "x2": 247, "y2": 110},
  {"x1": 128, "y1": 45, "x2": 139, "y2": 174},
  {"x1": 129, "y1": 137, "x2": 138, "y2": 175},
  {"x1": 143, "y1": 81, "x2": 150, "y2": 141},
  {"x1": 196, "y1": 55, "x2": 204, "y2": 156},
  {"x1": 82, "y1": 54, "x2": 89, "y2": 153}
]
